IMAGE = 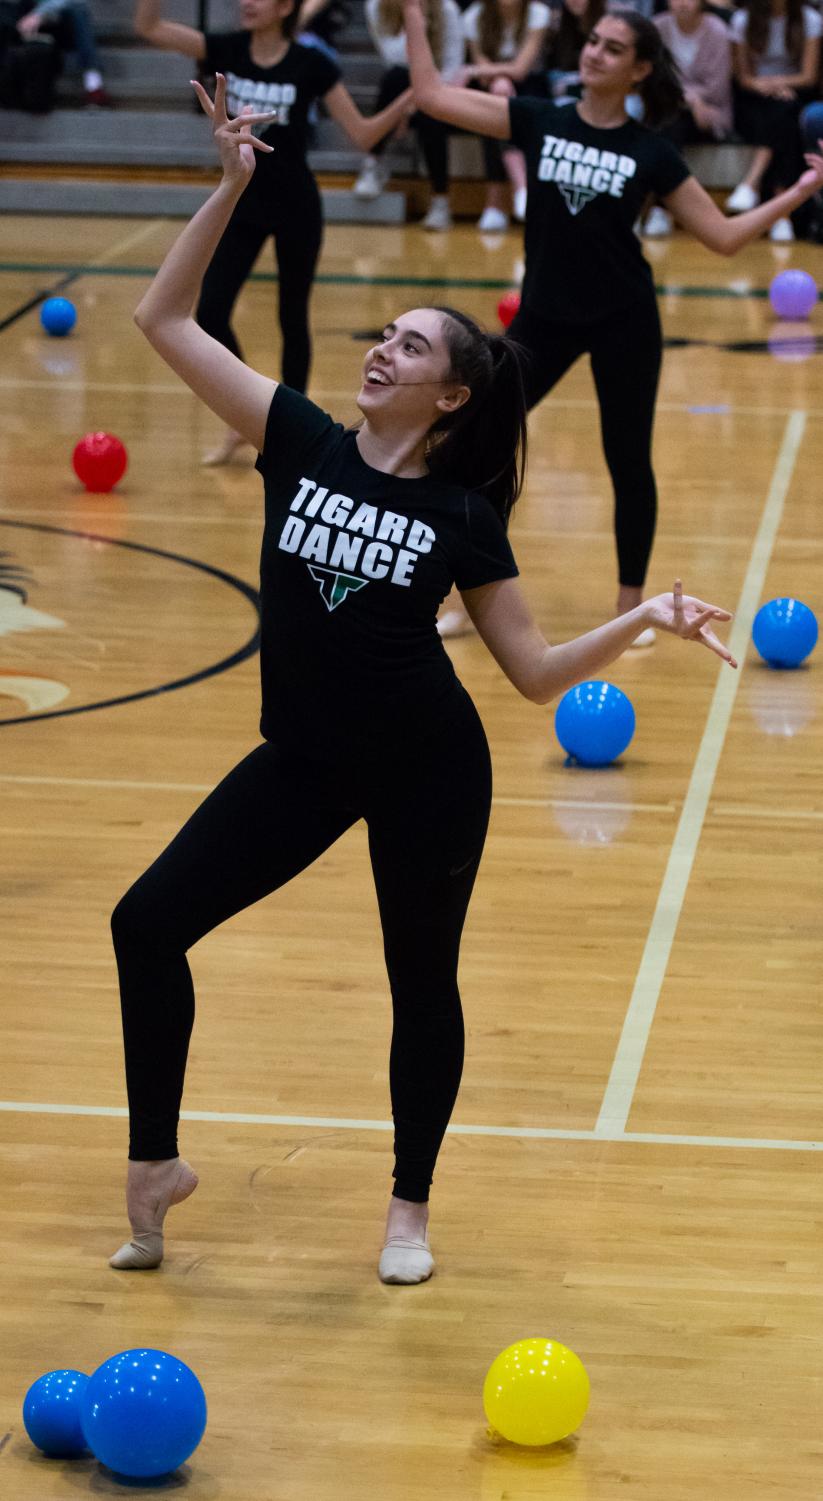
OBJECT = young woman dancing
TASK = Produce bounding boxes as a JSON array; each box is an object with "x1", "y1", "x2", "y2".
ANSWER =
[
  {"x1": 110, "y1": 74, "x2": 737, "y2": 1287},
  {"x1": 403, "y1": 1, "x2": 823, "y2": 637},
  {"x1": 134, "y1": 0, "x2": 412, "y2": 463}
]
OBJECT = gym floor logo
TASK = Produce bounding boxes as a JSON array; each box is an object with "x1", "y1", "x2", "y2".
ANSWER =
[
  {"x1": 0, "y1": 555, "x2": 69, "y2": 715},
  {"x1": 0, "y1": 524, "x2": 261, "y2": 728}
]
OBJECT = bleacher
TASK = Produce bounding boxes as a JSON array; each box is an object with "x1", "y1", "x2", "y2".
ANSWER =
[{"x1": 0, "y1": 0, "x2": 752, "y2": 218}]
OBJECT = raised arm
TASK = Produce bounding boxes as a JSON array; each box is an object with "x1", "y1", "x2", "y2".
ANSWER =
[
  {"x1": 664, "y1": 134, "x2": 823, "y2": 254},
  {"x1": 463, "y1": 577, "x2": 736, "y2": 704},
  {"x1": 403, "y1": 0, "x2": 510, "y2": 137},
  {"x1": 322, "y1": 79, "x2": 415, "y2": 153},
  {"x1": 134, "y1": 0, "x2": 206, "y2": 60},
  {"x1": 134, "y1": 78, "x2": 278, "y2": 451}
]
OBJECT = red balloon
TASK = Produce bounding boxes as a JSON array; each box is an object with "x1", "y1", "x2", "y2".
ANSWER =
[
  {"x1": 497, "y1": 290, "x2": 521, "y2": 330},
  {"x1": 72, "y1": 432, "x2": 128, "y2": 493}
]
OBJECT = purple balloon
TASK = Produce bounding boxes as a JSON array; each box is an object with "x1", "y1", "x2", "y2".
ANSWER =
[{"x1": 769, "y1": 269, "x2": 818, "y2": 321}]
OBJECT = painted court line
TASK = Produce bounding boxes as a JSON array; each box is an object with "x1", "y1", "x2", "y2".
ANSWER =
[
  {"x1": 0, "y1": 1099, "x2": 820, "y2": 1152},
  {"x1": 2, "y1": 378, "x2": 822, "y2": 421},
  {"x1": 0, "y1": 773, "x2": 672, "y2": 817},
  {"x1": 595, "y1": 410, "x2": 807, "y2": 1138}
]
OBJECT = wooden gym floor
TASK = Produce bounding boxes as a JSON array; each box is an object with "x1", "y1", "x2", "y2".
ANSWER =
[{"x1": 1, "y1": 211, "x2": 822, "y2": 1501}]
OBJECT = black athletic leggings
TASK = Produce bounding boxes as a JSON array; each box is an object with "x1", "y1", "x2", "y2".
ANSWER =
[
  {"x1": 111, "y1": 691, "x2": 492, "y2": 1203},
  {"x1": 195, "y1": 177, "x2": 323, "y2": 394},
  {"x1": 507, "y1": 296, "x2": 662, "y2": 587},
  {"x1": 371, "y1": 65, "x2": 453, "y2": 194},
  {"x1": 733, "y1": 84, "x2": 815, "y2": 195}
]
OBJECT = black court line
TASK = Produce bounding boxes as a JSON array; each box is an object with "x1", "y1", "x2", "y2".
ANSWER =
[
  {"x1": 0, "y1": 268, "x2": 84, "y2": 335},
  {"x1": 0, "y1": 519, "x2": 261, "y2": 728},
  {"x1": 0, "y1": 260, "x2": 809, "y2": 300}
]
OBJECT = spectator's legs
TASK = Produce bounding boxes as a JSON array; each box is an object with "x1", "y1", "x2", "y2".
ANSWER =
[{"x1": 353, "y1": 66, "x2": 409, "y2": 199}]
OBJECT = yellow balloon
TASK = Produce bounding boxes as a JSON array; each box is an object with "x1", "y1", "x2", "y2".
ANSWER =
[{"x1": 483, "y1": 1338, "x2": 590, "y2": 1447}]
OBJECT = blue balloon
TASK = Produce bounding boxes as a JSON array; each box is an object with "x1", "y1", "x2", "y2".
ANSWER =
[
  {"x1": 81, "y1": 1349, "x2": 207, "y2": 1479},
  {"x1": 800, "y1": 100, "x2": 823, "y2": 151},
  {"x1": 752, "y1": 597, "x2": 818, "y2": 669},
  {"x1": 555, "y1": 680, "x2": 636, "y2": 767},
  {"x1": 40, "y1": 297, "x2": 77, "y2": 337},
  {"x1": 23, "y1": 1369, "x2": 89, "y2": 1457}
]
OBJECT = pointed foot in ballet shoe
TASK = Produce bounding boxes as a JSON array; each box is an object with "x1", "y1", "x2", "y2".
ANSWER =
[
  {"x1": 109, "y1": 1231, "x2": 165, "y2": 1270},
  {"x1": 109, "y1": 1160, "x2": 199, "y2": 1272},
  {"x1": 378, "y1": 1234, "x2": 435, "y2": 1285},
  {"x1": 630, "y1": 626, "x2": 657, "y2": 648}
]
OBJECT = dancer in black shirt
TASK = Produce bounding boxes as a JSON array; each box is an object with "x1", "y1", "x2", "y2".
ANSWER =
[
  {"x1": 404, "y1": 1, "x2": 823, "y2": 637},
  {"x1": 135, "y1": 0, "x2": 412, "y2": 462},
  {"x1": 110, "y1": 76, "x2": 736, "y2": 1285}
]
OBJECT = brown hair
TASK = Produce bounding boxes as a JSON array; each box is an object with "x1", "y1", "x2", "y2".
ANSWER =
[
  {"x1": 743, "y1": 0, "x2": 805, "y2": 68},
  {"x1": 376, "y1": 0, "x2": 445, "y2": 68},
  {"x1": 426, "y1": 307, "x2": 528, "y2": 526},
  {"x1": 478, "y1": 0, "x2": 530, "y2": 61}
]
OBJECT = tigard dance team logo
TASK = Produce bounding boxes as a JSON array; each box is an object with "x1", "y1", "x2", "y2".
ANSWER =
[
  {"x1": 556, "y1": 184, "x2": 598, "y2": 216},
  {"x1": 308, "y1": 566, "x2": 368, "y2": 612}
]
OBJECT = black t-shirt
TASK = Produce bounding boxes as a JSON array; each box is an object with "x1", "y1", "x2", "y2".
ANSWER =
[
  {"x1": 509, "y1": 98, "x2": 691, "y2": 324},
  {"x1": 254, "y1": 386, "x2": 519, "y2": 752},
  {"x1": 202, "y1": 34, "x2": 341, "y2": 220}
]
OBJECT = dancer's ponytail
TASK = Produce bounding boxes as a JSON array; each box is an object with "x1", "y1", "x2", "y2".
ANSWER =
[
  {"x1": 426, "y1": 307, "x2": 528, "y2": 526},
  {"x1": 616, "y1": 9, "x2": 684, "y2": 128}
]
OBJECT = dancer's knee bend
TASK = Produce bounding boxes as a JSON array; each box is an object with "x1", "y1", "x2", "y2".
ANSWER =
[{"x1": 111, "y1": 878, "x2": 183, "y2": 961}]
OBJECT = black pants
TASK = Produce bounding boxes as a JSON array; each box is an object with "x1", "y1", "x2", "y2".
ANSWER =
[
  {"x1": 371, "y1": 64, "x2": 454, "y2": 193},
  {"x1": 507, "y1": 297, "x2": 662, "y2": 587},
  {"x1": 733, "y1": 85, "x2": 814, "y2": 194},
  {"x1": 195, "y1": 180, "x2": 323, "y2": 394},
  {"x1": 111, "y1": 693, "x2": 492, "y2": 1203}
]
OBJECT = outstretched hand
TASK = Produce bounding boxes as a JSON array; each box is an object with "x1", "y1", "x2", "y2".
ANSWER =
[
  {"x1": 645, "y1": 580, "x2": 738, "y2": 667},
  {"x1": 192, "y1": 74, "x2": 276, "y2": 184}
]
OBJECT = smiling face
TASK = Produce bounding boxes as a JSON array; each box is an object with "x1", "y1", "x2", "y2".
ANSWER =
[
  {"x1": 579, "y1": 14, "x2": 653, "y2": 94},
  {"x1": 356, "y1": 309, "x2": 470, "y2": 431}
]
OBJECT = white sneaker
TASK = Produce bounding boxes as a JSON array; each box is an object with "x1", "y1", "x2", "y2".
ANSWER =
[
  {"x1": 513, "y1": 186, "x2": 527, "y2": 222},
  {"x1": 477, "y1": 206, "x2": 508, "y2": 233},
  {"x1": 422, "y1": 196, "x2": 452, "y2": 231},
  {"x1": 643, "y1": 206, "x2": 673, "y2": 238},
  {"x1": 353, "y1": 156, "x2": 388, "y2": 199},
  {"x1": 726, "y1": 183, "x2": 759, "y2": 213},
  {"x1": 769, "y1": 216, "x2": 795, "y2": 243}
]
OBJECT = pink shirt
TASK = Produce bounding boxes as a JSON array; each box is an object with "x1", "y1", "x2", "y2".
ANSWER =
[{"x1": 654, "y1": 12, "x2": 733, "y2": 138}]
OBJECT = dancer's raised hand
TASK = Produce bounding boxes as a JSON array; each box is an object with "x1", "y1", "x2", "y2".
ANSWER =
[
  {"x1": 645, "y1": 579, "x2": 737, "y2": 666},
  {"x1": 191, "y1": 73, "x2": 276, "y2": 183}
]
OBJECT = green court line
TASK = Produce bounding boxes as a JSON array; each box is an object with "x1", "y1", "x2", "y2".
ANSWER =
[{"x1": 0, "y1": 260, "x2": 795, "y2": 299}]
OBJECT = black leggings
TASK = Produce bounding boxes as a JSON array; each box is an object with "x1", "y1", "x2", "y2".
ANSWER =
[
  {"x1": 733, "y1": 84, "x2": 814, "y2": 195},
  {"x1": 507, "y1": 297, "x2": 662, "y2": 587},
  {"x1": 195, "y1": 182, "x2": 323, "y2": 394},
  {"x1": 111, "y1": 695, "x2": 492, "y2": 1203},
  {"x1": 371, "y1": 65, "x2": 454, "y2": 193}
]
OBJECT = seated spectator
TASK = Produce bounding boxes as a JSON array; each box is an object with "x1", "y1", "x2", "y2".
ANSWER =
[
  {"x1": 353, "y1": 0, "x2": 465, "y2": 229},
  {"x1": 643, "y1": 0, "x2": 732, "y2": 235},
  {"x1": 546, "y1": 0, "x2": 605, "y2": 107},
  {"x1": 727, "y1": 0, "x2": 820, "y2": 242},
  {"x1": 461, "y1": 0, "x2": 551, "y2": 230},
  {"x1": 16, "y1": 0, "x2": 111, "y2": 104}
]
